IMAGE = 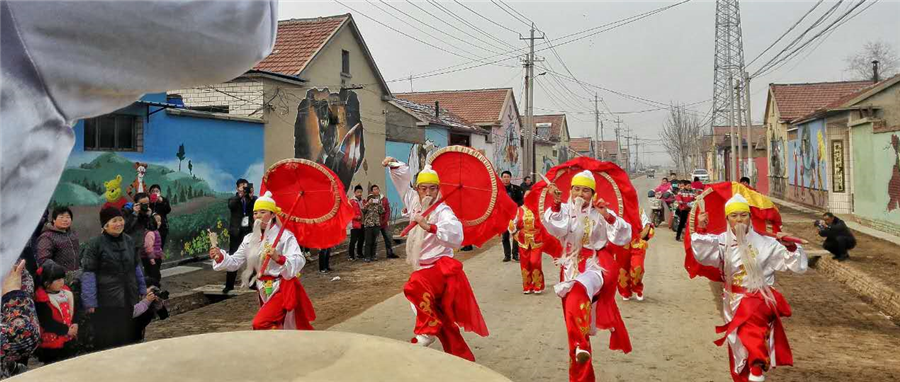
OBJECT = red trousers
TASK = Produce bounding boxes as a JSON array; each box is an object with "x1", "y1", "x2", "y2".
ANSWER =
[
  {"x1": 518, "y1": 246, "x2": 544, "y2": 292},
  {"x1": 403, "y1": 257, "x2": 489, "y2": 362},
  {"x1": 716, "y1": 288, "x2": 794, "y2": 382},
  {"x1": 615, "y1": 247, "x2": 646, "y2": 298},
  {"x1": 561, "y1": 249, "x2": 632, "y2": 382},
  {"x1": 252, "y1": 277, "x2": 315, "y2": 330}
]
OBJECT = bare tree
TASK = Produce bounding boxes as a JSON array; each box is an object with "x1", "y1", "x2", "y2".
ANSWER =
[
  {"x1": 844, "y1": 41, "x2": 899, "y2": 81},
  {"x1": 660, "y1": 104, "x2": 703, "y2": 176}
]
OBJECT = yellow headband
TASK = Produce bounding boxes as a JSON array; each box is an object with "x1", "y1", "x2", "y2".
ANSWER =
[
  {"x1": 416, "y1": 165, "x2": 440, "y2": 186},
  {"x1": 724, "y1": 194, "x2": 751, "y2": 216},
  {"x1": 571, "y1": 170, "x2": 595, "y2": 191},
  {"x1": 254, "y1": 191, "x2": 282, "y2": 214}
]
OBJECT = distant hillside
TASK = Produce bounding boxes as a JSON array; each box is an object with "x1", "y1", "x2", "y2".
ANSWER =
[
  {"x1": 56, "y1": 152, "x2": 217, "y2": 206},
  {"x1": 52, "y1": 182, "x2": 105, "y2": 206}
]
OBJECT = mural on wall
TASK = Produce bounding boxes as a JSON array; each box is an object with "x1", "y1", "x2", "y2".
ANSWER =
[
  {"x1": 50, "y1": 100, "x2": 265, "y2": 262},
  {"x1": 493, "y1": 104, "x2": 521, "y2": 177},
  {"x1": 787, "y1": 121, "x2": 828, "y2": 207},
  {"x1": 407, "y1": 138, "x2": 438, "y2": 188},
  {"x1": 557, "y1": 143, "x2": 570, "y2": 164},
  {"x1": 294, "y1": 88, "x2": 366, "y2": 193},
  {"x1": 769, "y1": 131, "x2": 787, "y2": 198},
  {"x1": 542, "y1": 155, "x2": 555, "y2": 174},
  {"x1": 889, "y1": 134, "x2": 900, "y2": 212}
]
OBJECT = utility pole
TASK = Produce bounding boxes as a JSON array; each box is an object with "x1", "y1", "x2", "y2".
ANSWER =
[
  {"x1": 634, "y1": 137, "x2": 640, "y2": 172},
  {"x1": 743, "y1": 71, "x2": 754, "y2": 182},
  {"x1": 735, "y1": 79, "x2": 744, "y2": 178},
  {"x1": 614, "y1": 117, "x2": 623, "y2": 168},
  {"x1": 625, "y1": 134, "x2": 633, "y2": 174},
  {"x1": 521, "y1": 24, "x2": 544, "y2": 177},
  {"x1": 594, "y1": 94, "x2": 601, "y2": 160},
  {"x1": 729, "y1": 76, "x2": 737, "y2": 181}
]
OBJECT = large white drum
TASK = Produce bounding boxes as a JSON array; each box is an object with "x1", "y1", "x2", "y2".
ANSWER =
[{"x1": 11, "y1": 331, "x2": 512, "y2": 382}]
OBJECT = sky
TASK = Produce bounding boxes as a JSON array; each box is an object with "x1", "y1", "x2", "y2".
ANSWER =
[{"x1": 279, "y1": 1, "x2": 900, "y2": 165}]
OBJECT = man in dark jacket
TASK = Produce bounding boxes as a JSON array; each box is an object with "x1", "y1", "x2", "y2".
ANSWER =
[
  {"x1": 124, "y1": 192, "x2": 153, "y2": 262},
  {"x1": 501, "y1": 171, "x2": 524, "y2": 262},
  {"x1": 224, "y1": 179, "x2": 256, "y2": 293},
  {"x1": 817, "y1": 212, "x2": 856, "y2": 261}
]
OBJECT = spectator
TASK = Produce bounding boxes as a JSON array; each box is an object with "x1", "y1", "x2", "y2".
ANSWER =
[
  {"x1": 501, "y1": 171, "x2": 523, "y2": 262},
  {"x1": 132, "y1": 280, "x2": 166, "y2": 343},
  {"x1": 670, "y1": 179, "x2": 681, "y2": 195},
  {"x1": 739, "y1": 176, "x2": 751, "y2": 188},
  {"x1": 147, "y1": 184, "x2": 171, "y2": 249},
  {"x1": 674, "y1": 184, "x2": 695, "y2": 242},
  {"x1": 1, "y1": 261, "x2": 40, "y2": 379},
  {"x1": 362, "y1": 193, "x2": 385, "y2": 262},
  {"x1": 318, "y1": 248, "x2": 333, "y2": 274},
  {"x1": 654, "y1": 177, "x2": 671, "y2": 194},
  {"x1": 20, "y1": 209, "x2": 50, "y2": 282},
  {"x1": 34, "y1": 262, "x2": 78, "y2": 365},
  {"x1": 80, "y1": 207, "x2": 147, "y2": 352},
  {"x1": 141, "y1": 214, "x2": 164, "y2": 283},
  {"x1": 36, "y1": 206, "x2": 80, "y2": 273},
  {"x1": 225, "y1": 179, "x2": 256, "y2": 294},
  {"x1": 348, "y1": 185, "x2": 365, "y2": 261},
  {"x1": 691, "y1": 176, "x2": 703, "y2": 190},
  {"x1": 521, "y1": 176, "x2": 534, "y2": 191},
  {"x1": 124, "y1": 192, "x2": 153, "y2": 260},
  {"x1": 370, "y1": 185, "x2": 398, "y2": 259},
  {"x1": 817, "y1": 212, "x2": 856, "y2": 262}
]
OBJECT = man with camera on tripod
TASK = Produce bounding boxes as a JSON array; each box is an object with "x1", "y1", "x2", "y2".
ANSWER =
[{"x1": 225, "y1": 179, "x2": 257, "y2": 294}]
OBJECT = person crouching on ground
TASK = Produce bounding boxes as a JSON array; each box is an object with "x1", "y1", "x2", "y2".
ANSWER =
[
  {"x1": 816, "y1": 212, "x2": 856, "y2": 262},
  {"x1": 209, "y1": 191, "x2": 315, "y2": 330}
]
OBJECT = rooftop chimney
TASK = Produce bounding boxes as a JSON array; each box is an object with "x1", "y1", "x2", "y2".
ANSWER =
[
  {"x1": 872, "y1": 60, "x2": 880, "y2": 84},
  {"x1": 435, "y1": 101, "x2": 440, "y2": 120}
]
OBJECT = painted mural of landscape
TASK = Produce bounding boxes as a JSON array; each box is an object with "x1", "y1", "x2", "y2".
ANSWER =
[{"x1": 50, "y1": 152, "x2": 237, "y2": 261}]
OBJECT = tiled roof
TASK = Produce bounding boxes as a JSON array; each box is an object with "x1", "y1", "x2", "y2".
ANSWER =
[
  {"x1": 390, "y1": 98, "x2": 480, "y2": 132},
  {"x1": 569, "y1": 137, "x2": 593, "y2": 153},
  {"x1": 597, "y1": 140, "x2": 619, "y2": 155},
  {"x1": 395, "y1": 88, "x2": 511, "y2": 125},
  {"x1": 769, "y1": 81, "x2": 872, "y2": 122},
  {"x1": 533, "y1": 114, "x2": 566, "y2": 141},
  {"x1": 253, "y1": 15, "x2": 348, "y2": 76}
]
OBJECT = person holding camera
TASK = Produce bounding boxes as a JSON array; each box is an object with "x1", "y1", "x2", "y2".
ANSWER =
[
  {"x1": 124, "y1": 192, "x2": 154, "y2": 260},
  {"x1": 132, "y1": 279, "x2": 168, "y2": 343},
  {"x1": 816, "y1": 212, "x2": 856, "y2": 262},
  {"x1": 362, "y1": 191, "x2": 385, "y2": 262},
  {"x1": 225, "y1": 179, "x2": 257, "y2": 294},
  {"x1": 148, "y1": 184, "x2": 171, "y2": 249}
]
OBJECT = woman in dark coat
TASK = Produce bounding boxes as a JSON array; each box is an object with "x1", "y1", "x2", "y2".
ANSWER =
[{"x1": 80, "y1": 207, "x2": 146, "y2": 352}]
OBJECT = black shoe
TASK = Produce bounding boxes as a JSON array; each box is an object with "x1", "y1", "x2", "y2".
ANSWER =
[
  {"x1": 349, "y1": 256, "x2": 357, "y2": 261},
  {"x1": 387, "y1": 254, "x2": 399, "y2": 259},
  {"x1": 363, "y1": 258, "x2": 372, "y2": 263},
  {"x1": 513, "y1": 256, "x2": 519, "y2": 262},
  {"x1": 222, "y1": 286, "x2": 233, "y2": 294},
  {"x1": 835, "y1": 254, "x2": 850, "y2": 262},
  {"x1": 503, "y1": 257, "x2": 511, "y2": 262}
]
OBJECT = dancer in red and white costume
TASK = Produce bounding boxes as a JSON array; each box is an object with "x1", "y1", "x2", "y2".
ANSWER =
[
  {"x1": 208, "y1": 191, "x2": 315, "y2": 330},
  {"x1": 383, "y1": 156, "x2": 489, "y2": 362},
  {"x1": 691, "y1": 194, "x2": 807, "y2": 382},
  {"x1": 543, "y1": 170, "x2": 633, "y2": 382},
  {"x1": 509, "y1": 194, "x2": 550, "y2": 294},
  {"x1": 617, "y1": 208, "x2": 654, "y2": 301}
]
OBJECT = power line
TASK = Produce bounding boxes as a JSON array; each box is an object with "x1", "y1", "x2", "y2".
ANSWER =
[
  {"x1": 491, "y1": 0, "x2": 532, "y2": 28},
  {"x1": 746, "y1": 0, "x2": 824, "y2": 67},
  {"x1": 406, "y1": 0, "x2": 515, "y2": 54},
  {"x1": 452, "y1": 0, "x2": 521, "y2": 36},
  {"x1": 427, "y1": 0, "x2": 520, "y2": 51}
]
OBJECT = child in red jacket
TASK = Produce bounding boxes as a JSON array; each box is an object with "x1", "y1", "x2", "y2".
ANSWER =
[{"x1": 34, "y1": 262, "x2": 78, "y2": 364}]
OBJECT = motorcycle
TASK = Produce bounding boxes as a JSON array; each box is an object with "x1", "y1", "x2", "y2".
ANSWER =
[{"x1": 647, "y1": 190, "x2": 664, "y2": 227}]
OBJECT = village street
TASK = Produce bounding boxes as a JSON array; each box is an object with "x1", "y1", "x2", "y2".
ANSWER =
[{"x1": 145, "y1": 176, "x2": 900, "y2": 381}]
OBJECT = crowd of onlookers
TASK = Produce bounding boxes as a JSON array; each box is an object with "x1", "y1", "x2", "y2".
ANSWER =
[{"x1": 1, "y1": 186, "x2": 171, "y2": 379}]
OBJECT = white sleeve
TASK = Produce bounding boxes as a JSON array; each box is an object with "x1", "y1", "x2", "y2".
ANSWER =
[
  {"x1": 543, "y1": 203, "x2": 574, "y2": 239},
  {"x1": 8, "y1": 0, "x2": 277, "y2": 122},
  {"x1": 763, "y1": 240, "x2": 808, "y2": 275},
  {"x1": 596, "y1": 210, "x2": 632, "y2": 247},
  {"x1": 212, "y1": 237, "x2": 248, "y2": 273},
  {"x1": 690, "y1": 233, "x2": 723, "y2": 267},
  {"x1": 275, "y1": 234, "x2": 306, "y2": 280},
  {"x1": 640, "y1": 211, "x2": 652, "y2": 228},
  {"x1": 432, "y1": 207, "x2": 464, "y2": 249},
  {"x1": 388, "y1": 162, "x2": 417, "y2": 213}
]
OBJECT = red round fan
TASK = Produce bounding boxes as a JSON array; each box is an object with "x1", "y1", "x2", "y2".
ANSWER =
[
  {"x1": 259, "y1": 158, "x2": 355, "y2": 249},
  {"x1": 400, "y1": 146, "x2": 518, "y2": 248}
]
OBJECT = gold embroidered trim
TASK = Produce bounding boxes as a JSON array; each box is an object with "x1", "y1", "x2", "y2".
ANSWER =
[
  {"x1": 425, "y1": 145, "x2": 498, "y2": 227},
  {"x1": 263, "y1": 158, "x2": 341, "y2": 224},
  {"x1": 687, "y1": 187, "x2": 715, "y2": 233}
]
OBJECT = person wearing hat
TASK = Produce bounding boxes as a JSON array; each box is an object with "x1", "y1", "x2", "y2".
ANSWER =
[
  {"x1": 80, "y1": 206, "x2": 147, "y2": 351},
  {"x1": 692, "y1": 193, "x2": 808, "y2": 382},
  {"x1": 542, "y1": 169, "x2": 633, "y2": 382},
  {"x1": 208, "y1": 191, "x2": 315, "y2": 330},
  {"x1": 383, "y1": 156, "x2": 489, "y2": 362}
]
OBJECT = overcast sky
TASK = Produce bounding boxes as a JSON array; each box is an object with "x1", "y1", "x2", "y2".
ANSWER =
[{"x1": 280, "y1": 1, "x2": 900, "y2": 165}]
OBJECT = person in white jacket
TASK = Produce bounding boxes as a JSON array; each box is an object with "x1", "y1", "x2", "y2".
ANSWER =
[
  {"x1": 542, "y1": 169, "x2": 633, "y2": 382},
  {"x1": 208, "y1": 191, "x2": 315, "y2": 330},
  {"x1": 383, "y1": 156, "x2": 489, "y2": 362},
  {"x1": 1, "y1": 1, "x2": 277, "y2": 282},
  {"x1": 691, "y1": 193, "x2": 808, "y2": 382}
]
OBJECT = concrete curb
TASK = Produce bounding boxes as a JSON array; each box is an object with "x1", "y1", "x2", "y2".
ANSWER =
[{"x1": 809, "y1": 252, "x2": 900, "y2": 321}]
